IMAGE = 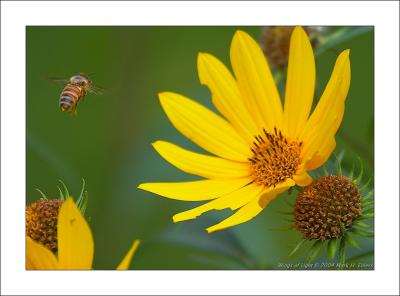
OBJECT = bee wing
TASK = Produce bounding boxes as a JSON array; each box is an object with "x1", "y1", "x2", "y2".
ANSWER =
[
  {"x1": 88, "y1": 84, "x2": 105, "y2": 95},
  {"x1": 48, "y1": 77, "x2": 70, "y2": 85}
]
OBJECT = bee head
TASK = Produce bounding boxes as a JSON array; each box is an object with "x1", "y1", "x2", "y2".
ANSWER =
[{"x1": 70, "y1": 74, "x2": 91, "y2": 88}]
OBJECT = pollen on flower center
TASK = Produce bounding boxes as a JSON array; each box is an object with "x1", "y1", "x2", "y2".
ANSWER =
[
  {"x1": 26, "y1": 198, "x2": 63, "y2": 251},
  {"x1": 249, "y1": 127, "x2": 302, "y2": 187}
]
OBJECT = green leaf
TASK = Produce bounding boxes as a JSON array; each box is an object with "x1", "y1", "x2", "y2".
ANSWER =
[
  {"x1": 289, "y1": 239, "x2": 306, "y2": 257},
  {"x1": 305, "y1": 241, "x2": 323, "y2": 263},
  {"x1": 327, "y1": 239, "x2": 339, "y2": 260},
  {"x1": 315, "y1": 27, "x2": 373, "y2": 57},
  {"x1": 350, "y1": 227, "x2": 374, "y2": 237}
]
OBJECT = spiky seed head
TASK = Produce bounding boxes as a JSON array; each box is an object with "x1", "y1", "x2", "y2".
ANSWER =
[
  {"x1": 294, "y1": 176, "x2": 362, "y2": 241},
  {"x1": 26, "y1": 198, "x2": 63, "y2": 251}
]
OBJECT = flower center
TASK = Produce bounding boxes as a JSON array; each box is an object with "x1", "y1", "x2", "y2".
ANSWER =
[
  {"x1": 26, "y1": 198, "x2": 63, "y2": 251},
  {"x1": 294, "y1": 176, "x2": 362, "y2": 240},
  {"x1": 249, "y1": 127, "x2": 302, "y2": 187}
]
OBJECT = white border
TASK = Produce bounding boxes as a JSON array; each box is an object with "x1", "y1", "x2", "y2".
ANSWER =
[{"x1": 1, "y1": 1, "x2": 399, "y2": 295}]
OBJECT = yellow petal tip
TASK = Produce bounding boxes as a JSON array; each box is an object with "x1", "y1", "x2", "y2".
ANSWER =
[
  {"x1": 206, "y1": 227, "x2": 215, "y2": 234},
  {"x1": 233, "y1": 30, "x2": 255, "y2": 45},
  {"x1": 158, "y1": 92, "x2": 178, "y2": 105},
  {"x1": 342, "y1": 49, "x2": 351, "y2": 57},
  {"x1": 151, "y1": 140, "x2": 162, "y2": 149},
  {"x1": 172, "y1": 215, "x2": 180, "y2": 223}
]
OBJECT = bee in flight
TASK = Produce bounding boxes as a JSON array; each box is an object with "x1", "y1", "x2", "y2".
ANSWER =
[{"x1": 52, "y1": 73, "x2": 102, "y2": 115}]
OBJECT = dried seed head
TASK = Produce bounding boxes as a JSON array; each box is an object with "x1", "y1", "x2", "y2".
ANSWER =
[
  {"x1": 294, "y1": 176, "x2": 362, "y2": 240},
  {"x1": 260, "y1": 26, "x2": 321, "y2": 69},
  {"x1": 26, "y1": 198, "x2": 63, "y2": 251}
]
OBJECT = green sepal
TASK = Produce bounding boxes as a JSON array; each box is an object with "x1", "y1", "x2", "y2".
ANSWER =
[
  {"x1": 355, "y1": 157, "x2": 364, "y2": 185},
  {"x1": 76, "y1": 178, "x2": 89, "y2": 214},
  {"x1": 350, "y1": 227, "x2": 374, "y2": 237},
  {"x1": 327, "y1": 238, "x2": 339, "y2": 260},
  {"x1": 35, "y1": 188, "x2": 48, "y2": 199},
  {"x1": 361, "y1": 200, "x2": 374, "y2": 208},
  {"x1": 361, "y1": 189, "x2": 374, "y2": 201},
  {"x1": 58, "y1": 179, "x2": 70, "y2": 200},
  {"x1": 344, "y1": 233, "x2": 361, "y2": 250},
  {"x1": 333, "y1": 152, "x2": 344, "y2": 176},
  {"x1": 322, "y1": 165, "x2": 330, "y2": 176},
  {"x1": 359, "y1": 175, "x2": 373, "y2": 192},
  {"x1": 305, "y1": 240, "x2": 323, "y2": 264},
  {"x1": 359, "y1": 212, "x2": 374, "y2": 219},
  {"x1": 338, "y1": 236, "x2": 346, "y2": 264},
  {"x1": 289, "y1": 239, "x2": 306, "y2": 257},
  {"x1": 348, "y1": 160, "x2": 355, "y2": 180},
  {"x1": 352, "y1": 220, "x2": 370, "y2": 228},
  {"x1": 363, "y1": 208, "x2": 374, "y2": 215}
]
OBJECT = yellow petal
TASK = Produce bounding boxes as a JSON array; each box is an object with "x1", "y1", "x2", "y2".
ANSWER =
[
  {"x1": 293, "y1": 170, "x2": 313, "y2": 186},
  {"x1": 282, "y1": 26, "x2": 316, "y2": 139},
  {"x1": 173, "y1": 183, "x2": 264, "y2": 222},
  {"x1": 26, "y1": 237, "x2": 59, "y2": 270},
  {"x1": 57, "y1": 198, "x2": 94, "y2": 270},
  {"x1": 206, "y1": 179, "x2": 295, "y2": 233},
  {"x1": 197, "y1": 52, "x2": 259, "y2": 144},
  {"x1": 301, "y1": 49, "x2": 350, "y2": 161},
  {"x1": 306, "y1": 138, "x2": 336, "y2": 170},
  {"x1": 230, "y1": 30, "x2": 283, "y2": 132},
  {"x1": 153, "y1": 141, "x2": 251, "y2": 179},
  {"x1": 159, "y1": 92, "x2": 251, "y2": 162},
  {"x1": 116, "y1": 240, "x2": 140, "y2": 270},
  {"x1": 138, "y1": 177, "x2": 252, "y2": 201}
]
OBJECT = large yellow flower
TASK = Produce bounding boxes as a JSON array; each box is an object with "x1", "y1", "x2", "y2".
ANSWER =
[
  {"x1": 26, "y1": 198, "x2": 140, "y2": 270},
  {"x1": 139, "y1": 26, "x2": 351, "y2": 233}
]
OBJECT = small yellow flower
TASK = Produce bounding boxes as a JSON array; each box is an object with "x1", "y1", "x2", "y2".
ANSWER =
[
  {"x1": 26, "y1": 198, "x2": 140, "y2": 270},
  {"x1": 139, "y1": 27, "x2": 351, "y2": 233}
]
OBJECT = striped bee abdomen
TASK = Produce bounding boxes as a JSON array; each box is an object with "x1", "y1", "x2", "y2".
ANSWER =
[{"x1": 59, "y1": 84, "x2": 83, "y2": 112}]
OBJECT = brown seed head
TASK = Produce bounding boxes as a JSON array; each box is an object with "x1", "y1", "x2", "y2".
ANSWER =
[
  {"x1": 26, "y1": 198, "x2": 63, "y2": 251},
  {"x1": 260, "y1": 26, "x2": 320, "y2": 69},
  {"x1": 294, "y1": 176, "x2": 362, "y2": 240}
]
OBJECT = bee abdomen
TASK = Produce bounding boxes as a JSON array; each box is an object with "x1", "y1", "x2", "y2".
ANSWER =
[{"x1": 59, "y1": 84, "x2": 82, "y2": 112}]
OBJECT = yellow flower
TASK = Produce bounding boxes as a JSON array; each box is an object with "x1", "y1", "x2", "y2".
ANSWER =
[
  {"x1": 26, "y1": 198, "x2": 140, "y2": 270},
  {"x1": 139, "y1": 27, "x2": 351, "y2": 233}
]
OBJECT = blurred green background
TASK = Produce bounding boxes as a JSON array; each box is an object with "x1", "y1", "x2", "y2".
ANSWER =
[{"x1": 27, "y1": 26, "x2": 374, "y2": 269}]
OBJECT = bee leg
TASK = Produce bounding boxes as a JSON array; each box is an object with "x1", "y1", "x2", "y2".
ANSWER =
[{"x1": 71, "y1": 106, "x2": 78, "y2": 116}]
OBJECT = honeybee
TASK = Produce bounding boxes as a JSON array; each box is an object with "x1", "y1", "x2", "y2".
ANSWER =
[{"x1": 52, "y1": 73, "x2": 102, "y2": 115}]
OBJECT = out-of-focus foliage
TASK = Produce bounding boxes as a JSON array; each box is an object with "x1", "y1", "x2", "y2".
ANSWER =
[{"x1": 27, "y1": 26, "x2": 373, "y2": 269}]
